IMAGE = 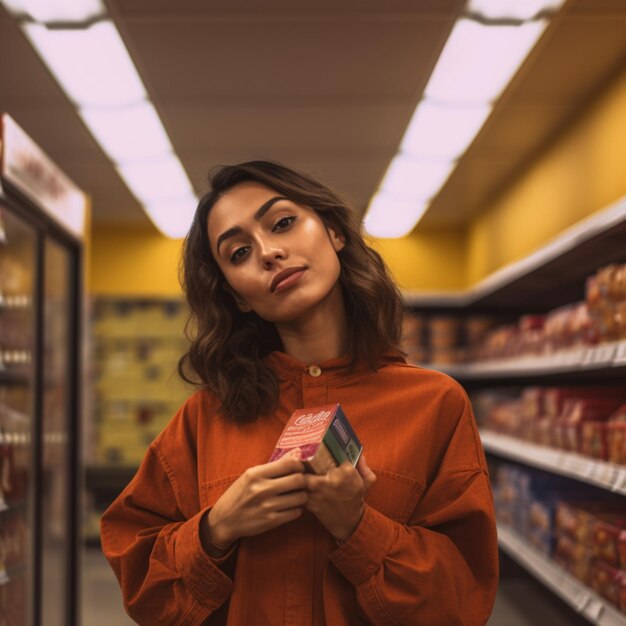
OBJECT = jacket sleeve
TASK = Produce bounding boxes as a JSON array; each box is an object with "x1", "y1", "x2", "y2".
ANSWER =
[
  {"x1": 100, "y1": 419, "x2": 235, "y2": 626},
  {"x1": 329, "y1": 391, "x2": 499, "y2": 626}
]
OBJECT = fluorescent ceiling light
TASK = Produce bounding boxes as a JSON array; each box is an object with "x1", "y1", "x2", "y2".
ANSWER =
[
  {"x1": 380, "y1": 155, "x2": 456, "y2": 201},
  {"x1": 117, "y1": 155, "x2": 193, "y2": 205},
  {"x1": 80, "y1": 101, "x2": 172, "y2": 164},
  {"x1": 425, "y1": 18, "x2": 547, "y2": 105},
  {"x1": 401, "y1": 100, "x2": 491, "y2": 160},
  {"x1": 2, "y1": 0, "x2": 105, "y2": 22},
  {"x1": 144, "y1": 193, "x2": 198, "y2": 239},
  {"x1": 364, "y1": 193, "x2": 428, "y2": 239},
  {"x1": 467, "y1": 0, "x2": 566, "y2": 21},
  {"x1": 23, "y1": 21, "x2": 146, "y2": 107}
]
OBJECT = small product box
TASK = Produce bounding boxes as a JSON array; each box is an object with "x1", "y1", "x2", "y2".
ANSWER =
[{"x1": 269, "y1": 404, "x2": 362, "y2": 475}]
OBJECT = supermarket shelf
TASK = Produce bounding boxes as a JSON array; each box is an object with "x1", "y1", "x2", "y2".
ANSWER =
[
  {"x1": 480, "y1": 431, "x2": 626, "y2": 495},
  {"x1": 497, "y1": 524, "x2": 626, "y2": 626},
  {"x1": 427, "y1": 340, "x2": 626, "y2": 385},
  {"x1": 0, "y1": 563, "x2": 25, "y2": 587},
  {"x1": 0, "y1": 368, "x2": 30, "y2": 385},
  {"x1": 404, "y1": 194, "x2": 626, "y2": 313},
  {"x1": 0, "y1": 404, "x2": 30, "y2": 425},
  {"x1": 94, "y1": 335, "x2": 186, "y2": 343},
  {"x1": 0, "y1": 500, "x2": 26, "y2": 516}
]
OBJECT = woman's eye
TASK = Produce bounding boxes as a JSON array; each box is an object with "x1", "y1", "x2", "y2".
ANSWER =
[
  {"x1": 273, "y1": 216, "x2": 296, "y2": 231},
  {"x1": 230, "y1": 247, "x2": 249, "y2": 262}
]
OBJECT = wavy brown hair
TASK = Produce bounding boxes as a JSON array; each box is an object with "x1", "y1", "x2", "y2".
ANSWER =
[{"x1": 178, "y1": 161, "x2": 404, "y2": 423}]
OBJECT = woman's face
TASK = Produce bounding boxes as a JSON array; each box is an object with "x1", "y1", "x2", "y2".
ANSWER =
[{"x1": 207, "y1": 181, "x2": 345, "y2": 323}]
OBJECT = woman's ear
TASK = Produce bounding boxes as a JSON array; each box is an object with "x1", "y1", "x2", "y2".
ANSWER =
[
  {"x1": 223, "y1": 282, "x2": 252, "y2": 313},
  {"x1": 328, "y1": 227, "x2": 346, "y2": 252}
]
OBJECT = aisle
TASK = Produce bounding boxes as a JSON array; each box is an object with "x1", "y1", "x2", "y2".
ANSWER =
[
  {"x1": 81, "y1": 548, "x2": 591, "y2": 625},
  {"x1": 81, "y1": 548, "x2": 134, "y2": 626},
  {"x1": 488, "y1": 555, "x2": 590, "y2": 626}
]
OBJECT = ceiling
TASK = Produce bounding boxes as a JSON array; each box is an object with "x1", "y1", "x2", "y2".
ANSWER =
[{"x1": 0, "y1": 0, "x2": 625, "y2": 232}]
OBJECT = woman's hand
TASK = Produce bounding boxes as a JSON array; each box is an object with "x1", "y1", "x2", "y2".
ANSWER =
[
  {"x1": 304, "y1": 454, "x2": 376, "y2": 542},
  {"x1": 202, "y1": 450, "x2": 307, "y2": 555}
]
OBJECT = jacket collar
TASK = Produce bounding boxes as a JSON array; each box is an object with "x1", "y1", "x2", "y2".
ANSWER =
[{"x1": 263, "y1": 349, "x2": 406, "y2": 386}]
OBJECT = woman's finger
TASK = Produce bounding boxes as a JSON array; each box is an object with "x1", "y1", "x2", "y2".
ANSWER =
[
  {"x1": 265, "y1": 490, "x2": 309, "y2": 512},
  {"x1": 258, "y1": 450, "x2": 305, "y2": 479},
  {"x1": 356, "y1": 454, "x2": 376, "y2": 486}
]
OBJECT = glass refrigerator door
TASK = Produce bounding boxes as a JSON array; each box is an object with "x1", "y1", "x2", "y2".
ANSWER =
[
  {"x1": 0, "y1": 204, "x2": 36, "y2": 625},
  {"x1": 41, "y1": 238, "x2": 73, "y2": 626}
]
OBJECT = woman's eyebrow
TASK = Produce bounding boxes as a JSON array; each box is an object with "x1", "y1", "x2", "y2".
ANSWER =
[{"x1": 216, "y1": 196, "x2": 289, "y2": 254}]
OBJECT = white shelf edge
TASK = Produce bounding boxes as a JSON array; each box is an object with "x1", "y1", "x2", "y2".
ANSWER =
[
  {"x1": 424, "y1": 340, "x2": 626, "y2": 380},
  {"x1": 403, "y1": 194, "x2": 626, "y2": 308},
  {"x1": 497, "y1": 524, "x2": 626, "y2": 626},
  {"x1": 480, "y1": 431, "x2": 626, "y2": 496}
]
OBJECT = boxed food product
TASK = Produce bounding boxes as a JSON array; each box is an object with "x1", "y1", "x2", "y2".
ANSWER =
[
  {"x1": 269, "y1": 404, "x2": 362, "y2": 475},
  {"x1": 589, "y1": 560, "x2": 625, "y2": 608},
  {"x1": 526, "y1": 526, "x2": 552, "y2": 556},
  {"x1": 591, "y1": 301, "x2": 626, "y2": 341},
  {"x1": 556, "y1": 397, "x2": 626, "y2": 453},
  {"x1": 594, "y1": 264, "x2": 626, "y2": 302},
  {"x1": 607, "y1": 404, "x2": 626, "y2": 465},
  {"x1": 400, "y1": 313, "x2": 427, "y2": 363},
  {"x1": 555, "y1": 501, "x2": 599, "y2": 545},
  {"x1": 429, "y1": 317, "x2": 460, "y2": 350},
  {"x1": 581, "y1": 421, "x2": 609, "y2": 461},
  {"x1": 522, "y1": 388, "x2": 544, "y2": 421},
  {"x1": 465, "y1": 317, "x2": 496, "y2": 349},
  {"x1": 590, "y1": 514, "x2": 626, "y2": 568},
  {"x1": 543, "y1": 304, "x2": 584, "y2": 352},
  {"x1": 485, "y1": 399, "x2": 523, "y2": 437},
  {"x1": 554, "y1": 532, "x2": 595, "y2": 585}
]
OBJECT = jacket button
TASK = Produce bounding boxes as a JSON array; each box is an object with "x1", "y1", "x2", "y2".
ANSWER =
[{"x1": 307, "y1": 365, "x2": 322, "y2": 377}]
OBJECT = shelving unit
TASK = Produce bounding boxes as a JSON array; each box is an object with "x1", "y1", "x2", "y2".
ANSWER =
[
  {"x1": 405, "y1": 195, "x2": 626, "y2": 620},
  {"x1": 429, "y1": 340, "x2": 626, "y2": 387},
  {"x1": 498, "y1": 524, "x2": 626, "y2": 626},
  {"x1": 481, "y1": 431, "x2": 626, "y2": 495},
  {"x1": 0, "y1": 371, "x2": 30, "y2": 386},
  {"x1": 405, "y1": 195, "x2": 626, "y2": 314}
]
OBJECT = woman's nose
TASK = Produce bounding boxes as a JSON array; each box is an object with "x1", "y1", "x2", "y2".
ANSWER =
[{"x1": 260, "y1": 244, "x2": 286, "y2": 268}]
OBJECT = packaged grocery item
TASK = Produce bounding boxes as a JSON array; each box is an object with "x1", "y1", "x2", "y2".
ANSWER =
[
  {"x1": 590, "y1": 514, "x2": 626, "y2": 568},
  {"x1": 554, "y1": 532, "x2": 594, "y2": 585},
  {"x1": 527, "y1": 526, "x2": 552, "y2": 556},
  {"x1": 400, "y1": 313, "x2": 427, "y2": 363},
  {"x1": 429, "y1": 317, "x2": 459, "y2": 350},
  {"x1": 589, "y1": 560, "x2": 625, "y2": 608},
  {"x1": 607, "y1": 404, "x2": 626, "y2": 465},
  {"x1": 595, "y1": 264, "x2": 626, "y2": 301},
  {"x1": 587, "y1": 264, "x2": 626, "y2": 342},
  {"x1": 465, "y1": 317, "x2": 496, "y2": 349},
  {"x1": 544, "y1": 303, "x2": 587, "y2": 352},
  {"x1": 581, "y1": 421, "x2": 609, "y2": 460},
  {"x1": 556, "y1": 397, "x2": 626, "y2": 453},
  {"x1": 485, "y1": 400, "x2": 523, "y2": 437},
  {"x1": 555, "y1": 501, "x2": 600, "y2": 545},
  {"x1": 269, "y1": 404, "x2": 362, "y2": 475}
]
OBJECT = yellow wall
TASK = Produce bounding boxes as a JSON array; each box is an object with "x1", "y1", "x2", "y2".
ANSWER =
[
  {"x1": 90, "y1": 224, "x2": 466, "y2": 295},
  {"x1": 367, "y1": 229, "x2": 466, "y2": 291},
  {"x1": 90, "y1": 226, "x2": 183, "y2": 296},
  {"x1": 466, "y1": 65, "x2": 626, "y2": 285}
]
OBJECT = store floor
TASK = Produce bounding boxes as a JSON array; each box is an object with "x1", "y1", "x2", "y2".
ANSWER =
[{"x1": 81, "y1": 548, "x2": 590, "y2": 625}]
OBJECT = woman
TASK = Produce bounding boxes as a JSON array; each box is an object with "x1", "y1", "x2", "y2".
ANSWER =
[{"x1": 100, "y1": 161, "x2": 498, "y2": 625}]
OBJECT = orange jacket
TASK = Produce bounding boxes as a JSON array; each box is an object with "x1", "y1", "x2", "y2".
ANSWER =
[{"x1": 101, "y1": 351, "x2": 498, "y2": 625}]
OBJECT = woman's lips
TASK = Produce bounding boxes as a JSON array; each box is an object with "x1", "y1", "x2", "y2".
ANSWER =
[{"x1": 272, "y1": 269, "x2": 306, "y2": 293}]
